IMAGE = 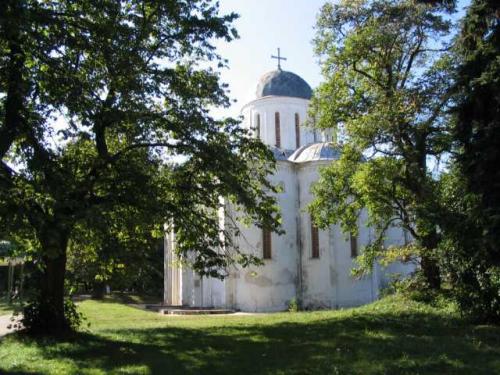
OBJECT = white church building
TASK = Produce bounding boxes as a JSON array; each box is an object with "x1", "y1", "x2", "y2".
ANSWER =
[{"x1": 164, "y1": 64, "x2": 413, "y2": 312}]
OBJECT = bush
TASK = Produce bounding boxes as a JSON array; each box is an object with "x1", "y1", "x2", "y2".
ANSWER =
[
  {"x1": 448, "y1": 262, "x2": 500, "y2": 324},
  {"x1": 387, "y1": 272, "x2": 440, "y2": 304},
  {"x1": 22, "y1": 297, "x2": 85, "y2": 334},
  {"x1": 287, "y1": 297, "x2": 299, "y2": 312}
]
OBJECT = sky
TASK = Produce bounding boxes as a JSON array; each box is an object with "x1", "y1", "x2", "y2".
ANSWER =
[
  {"x1": 211, "y1": 0, "x2": 327, "y2": 118},
  {"x1": 210, "y1": 0, "x2": 470, "y2": 120}
]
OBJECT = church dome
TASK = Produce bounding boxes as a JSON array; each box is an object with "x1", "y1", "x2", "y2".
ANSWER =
[
  {"x1": 269, "y1": 146, "x2": 295, "y2": 161},
  {"x1": 256, "y1": 70, "x2": 312, "y2": 99},
  {"x1": 288, "y1": 142, "x2": 340, "y2": 163}
]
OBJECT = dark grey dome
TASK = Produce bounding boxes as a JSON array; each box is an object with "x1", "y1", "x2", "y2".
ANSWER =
[
  {"x1": 256, "y1": 70, "x2": 312, "y2": 99},
  {"x1": 288, "y1": 142, "x2": 341, "y2": 163}
]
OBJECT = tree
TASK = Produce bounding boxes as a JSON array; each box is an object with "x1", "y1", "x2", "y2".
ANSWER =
[
  {"x1": 0, "y1": 0, "x2": 280, "y2": 334},
  {"x1": 439, "y1": 0, "x2": 500, "y2": 322},
  {"x1": 308, "y1": 0, "x2": 454, "y2": 289},
  {"x1": 66, "y1": 151, "x2": 167, "y2": 298}
]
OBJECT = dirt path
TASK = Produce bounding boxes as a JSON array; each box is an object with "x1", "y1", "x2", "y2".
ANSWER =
[{"x1": 0, "y1": 314, "x2": 21, "y2": 338}]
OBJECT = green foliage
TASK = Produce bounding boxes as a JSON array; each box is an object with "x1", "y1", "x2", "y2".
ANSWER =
[
  {"x1": 65, "y1": 151, "x2": 167, "y2": 296},
  {"x1": 0, "y1": 241, "x2": 12, "y2": 258},
  {"x1": 22, "y1": 298, "x2": 85, "y2": 334},
  {"x1": 309, "y1": 0, "x2": 456, "y2": 288},
  {"x1": 352, "y1": 242, "x2": 421, "y2": 279},
  {"x1": 438, "y1": 167, "x2": 500, "y2": 323},
  {"x1": 388, "y1": 272, "x2": 439, "y2": 303},
  {"x1": 0, "y1": 0, "x2": 281, "y2": 334},
  {"x1": 287, "y1": 297, "x2": 299, "y2": 312},
  {"x1": 441, "y1": 0, "x2": 500, "y2": 323}
]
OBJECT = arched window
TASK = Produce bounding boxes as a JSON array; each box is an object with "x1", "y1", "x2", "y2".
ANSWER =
[
  {"x1": 263, "y1": 228, "x2": 272, "y2": 259},
  {"x1": 255, "y1": 114, "x2": 261, "y2": 139},
  {"x1": 350, "y1": 232, "x2": 358, "y2": 258},
  {"x1": 295, "y1": 113, "x2": 300, "y2": 148},
  {"x1": 311, "y1": 217, "x2": 319, "y2": 258},
  {"x1": 275, "y1": 112, "x2": 281, "y2": 148},
  {"x1": 403, "y1": 229, "x2": 410, "y2": 245}
]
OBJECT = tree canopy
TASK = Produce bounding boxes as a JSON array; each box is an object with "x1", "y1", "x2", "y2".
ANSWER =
[
  {"x1": 309, "y1": 0, "x2": 454, "y2": 288},
  {"x1": 0, "y1": 0, "x2": 280, "y2": 334},
  {"x1": 440, "y1": 0, "x2": 500, "y2": 322}
]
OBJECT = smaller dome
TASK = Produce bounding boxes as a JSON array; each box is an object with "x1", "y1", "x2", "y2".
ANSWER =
[
  {"x1": 269, "y1": 146, "x2": 295, "y2": 161},
  {"x1": 256, "y1": 70, "x2": 312, "y2": 99},
  {"x1": 288, "y1": 142, "x2": 340, "y2": 163}
]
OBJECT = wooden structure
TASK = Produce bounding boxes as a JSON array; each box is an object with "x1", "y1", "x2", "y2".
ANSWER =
[{"x1": 0, "y1": 257, "x2": 24, "y2": 302}]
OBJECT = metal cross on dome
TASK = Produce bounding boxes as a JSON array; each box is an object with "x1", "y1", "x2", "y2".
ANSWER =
[{"x1": 271, "y1": 48, "x2": 287, "y2": 70}]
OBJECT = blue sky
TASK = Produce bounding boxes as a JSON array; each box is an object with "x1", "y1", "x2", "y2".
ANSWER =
[
  {"x1": 212, "y1": 0, "x2": 326, "y2": 118},
  {"x1": 211, "y1": 0, "x2": 470, "y2": 119}
]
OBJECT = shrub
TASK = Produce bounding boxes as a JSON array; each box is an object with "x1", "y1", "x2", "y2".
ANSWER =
[
  {"x1": 22, "y1": 297, "x2": 85, "y2": 334},
  {"x1": 287, "y1": 297, "x2": 299, "y2": 312}
]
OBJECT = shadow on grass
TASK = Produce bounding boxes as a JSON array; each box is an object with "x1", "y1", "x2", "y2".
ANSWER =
[
  {"x1": 73, "y1": 293, "x2": 161, "y2": 305},
  {"x1": 2, "y1": 309, "x2": 500, "y2": 374}
]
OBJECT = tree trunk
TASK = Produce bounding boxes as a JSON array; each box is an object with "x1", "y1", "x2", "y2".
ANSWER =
[
  {"x1": 30, "y1": 229, "x2": 71, "y2": 335},
  {"x1": 411, "y1": 136, "x2": 442, "y2": 290},
  {"x1": 421, "y1": 232, "x2": 441, "y2": 290},
  {"x1": 421, "y1": 254, "x2": 441, "y2": 289},
  {"x1": 91, "y1": 281, "x2": 106, "y2": 300}
]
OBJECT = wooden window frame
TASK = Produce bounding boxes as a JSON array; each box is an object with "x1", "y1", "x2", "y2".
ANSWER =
[
  {"x1": 403, "y1": 228, "x2": 410, "y2": 245},
  {"x1": 275, "y1": 112, "x2": 281, "y2": 148},
  {"x1": 256, "y1": 113, "x2": 261, "y2": 139},
  {"x1": 311, "y1": 219, "x2": 319, "y2": 259},
  {"x1": 350, "y1": 232, "x2": 358, "y2": 258},
  {"x1": 295, "y1": 113, "x2": 300, "y2": 148},
  {"x1": 263, "y1": 228, "x2": 272, "y2": 259}
]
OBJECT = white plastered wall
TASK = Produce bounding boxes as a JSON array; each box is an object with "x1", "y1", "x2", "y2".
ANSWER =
[
  {"x1": 241, "y1": 96, "x2": 318, "y2": 149},
  {"x1": 224, "y1": 160, "x2": 299, "y2": 311}
]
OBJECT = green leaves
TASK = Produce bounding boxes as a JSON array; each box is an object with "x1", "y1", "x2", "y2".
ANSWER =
[
  {"x1": 309, "y1": 0, "x2": 455, "y2": 281},
  {"x1": 0, "y1": 1, "x2": 281, "y2": 332}
]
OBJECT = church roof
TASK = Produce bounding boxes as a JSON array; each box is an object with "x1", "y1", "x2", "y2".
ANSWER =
[
  {"x1": 288, "y1": 142, "x2": 341, "y2": 163},
  {"x1": 256, "y1": 70, "x2": 312, "y2": 100},
  {"x1": 269, "y1": 146, "x2": 295, "y2": 161}
]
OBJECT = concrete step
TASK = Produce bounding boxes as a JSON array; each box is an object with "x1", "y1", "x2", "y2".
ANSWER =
[{"x1": 159, "y1": 307, "x2": 235, "y2": 315}]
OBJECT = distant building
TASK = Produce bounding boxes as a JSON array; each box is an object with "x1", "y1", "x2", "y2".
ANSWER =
[{"x1": 164, "y1": 64, "x2": 413, "y2": 312}]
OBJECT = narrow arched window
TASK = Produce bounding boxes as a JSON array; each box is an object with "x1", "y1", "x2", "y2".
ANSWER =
[
  {"x1": 255, "y1": 114, "x2": 261, "y2": 139},
  {"x1": 350, "y1": 232, "x2": 358, "y2": 258},
  {"x1": 275, "y1": 112, "x2": 281, "y2": 148},
  {"x1": 295, "y1": 113, "x2": 300, "y2": 148},
  {"x1": 263, "y1": 228, "x2": 272, "y2": 259},
  {"x1": 311, "y1": 217, "x2": 319, "y2": 258},
  {"x1": 403, "y1": 229, "x2": 410, "y2": 245}
]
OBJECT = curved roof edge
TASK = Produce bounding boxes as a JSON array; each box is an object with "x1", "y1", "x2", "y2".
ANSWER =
[{"x1": 288, "y1": 142, "x2": 341, "y2": 163}]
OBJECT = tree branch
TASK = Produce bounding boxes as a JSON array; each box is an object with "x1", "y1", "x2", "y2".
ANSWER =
[{"x1": 352, "y1": 61, "x2": 385, "y2": 88}]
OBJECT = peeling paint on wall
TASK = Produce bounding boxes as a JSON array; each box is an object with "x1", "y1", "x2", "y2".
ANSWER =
[{"x1": 244, "y1": 271, "x2": 273, "y2": 287}]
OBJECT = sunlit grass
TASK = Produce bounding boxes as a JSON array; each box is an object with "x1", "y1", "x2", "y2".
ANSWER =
[{"x1": 0, "y1": 295, "x2": 499, "y2": 374}]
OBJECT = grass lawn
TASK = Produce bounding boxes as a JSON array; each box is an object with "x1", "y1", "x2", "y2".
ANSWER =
[
  {"x1": 0, "y1": 296, "x2": 499, "y2": 374},
  {"x1": 0, "y1": 296, "x2": 21, "y2": 315}
]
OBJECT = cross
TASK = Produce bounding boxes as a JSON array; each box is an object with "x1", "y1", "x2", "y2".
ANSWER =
[{"x1": 271, "y1": 48, "x2": 287, "y2": 70}]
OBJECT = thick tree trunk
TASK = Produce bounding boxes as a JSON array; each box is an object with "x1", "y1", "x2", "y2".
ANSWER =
[
  {"x1": 31, "y1": 229, "x2": 71, "y2": 334},
  {"x1": 411, "y1": 135, "x2": 442, "y2": 290},
  {"x1": 420, "y1": 232, "x2": 441, "y2": 290},
  {"x1": 91, "y1": 281, "x2": 106, "y2": 300},
  {"x1": 421, "y1": 254, "x2": 441, "y2": 289}
]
